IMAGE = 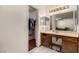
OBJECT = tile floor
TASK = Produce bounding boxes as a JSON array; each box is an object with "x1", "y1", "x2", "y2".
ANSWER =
[{"x1": 29, "y1": 46, "x2": 58, "y2": 53}]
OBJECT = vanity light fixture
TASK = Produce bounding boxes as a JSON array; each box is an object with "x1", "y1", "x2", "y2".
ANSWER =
[{"x1": 49, "y1": 5, "x2": 69, "y2": 13}]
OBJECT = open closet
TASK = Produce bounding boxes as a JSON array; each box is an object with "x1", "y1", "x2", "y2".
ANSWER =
[{"x1": 28, "y1": 6, "x2": 38, "y2": 51}]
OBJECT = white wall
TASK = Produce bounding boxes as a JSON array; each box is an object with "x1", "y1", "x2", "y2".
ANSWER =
[
  {"x1": 32, "y1": 5, "x2": 47, "y2": 17},
  {"x1": 0, "y1": 5, "x2": 28, "y2": 52},
  {"x1": 77, "y1": 6, "x2": 79, "y2": 33}
]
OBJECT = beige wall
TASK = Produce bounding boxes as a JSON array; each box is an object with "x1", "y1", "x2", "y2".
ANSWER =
[{"x1": 0, "y1": 5, "x2": 28, "y2": 52}]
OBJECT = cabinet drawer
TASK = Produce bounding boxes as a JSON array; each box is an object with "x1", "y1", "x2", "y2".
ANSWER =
[{"x1": 62, "y1": 37, "x2": 77, "y2": 43}]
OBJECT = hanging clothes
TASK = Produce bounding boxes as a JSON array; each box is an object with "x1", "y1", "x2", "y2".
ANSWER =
[{"x1": 29, "y1": 18, "x2": 36, "y2": 39}]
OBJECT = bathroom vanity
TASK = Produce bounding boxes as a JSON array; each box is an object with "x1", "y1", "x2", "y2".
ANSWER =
[
  {"x1": 40, "y1": 5, "x2": 79, "y2": 53},
  {"x1": 41, "y1": 31, "x2": 79, "y2": 53}
]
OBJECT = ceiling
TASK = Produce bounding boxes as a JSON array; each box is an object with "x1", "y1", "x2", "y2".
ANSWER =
[{"x1": 31, "y1": 5, "x2": 58, "y2": 10}]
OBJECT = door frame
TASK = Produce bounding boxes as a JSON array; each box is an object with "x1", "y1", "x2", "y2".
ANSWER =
[{"x1": 28, "y1": 5, "x2": 39, "y2": 51}]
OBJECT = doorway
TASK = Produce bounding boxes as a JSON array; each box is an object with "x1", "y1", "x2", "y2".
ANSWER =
[{"x1": 28, "y1": 6, "x2": 38, "y2": 51}]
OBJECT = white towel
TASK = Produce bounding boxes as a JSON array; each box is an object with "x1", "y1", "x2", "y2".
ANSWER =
[{"x1": 52, "y1": 37, "x2": 62, "y2": 45}]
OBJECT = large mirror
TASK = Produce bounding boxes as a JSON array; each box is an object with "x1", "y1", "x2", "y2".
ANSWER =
[{"x1": 50, "y1": 6, "x2": 77, "y2": 32}]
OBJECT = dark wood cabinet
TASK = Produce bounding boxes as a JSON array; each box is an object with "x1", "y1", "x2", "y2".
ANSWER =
[
  {"x1": 41, "y1": 34, "x2": 52, "y2": 48},
  {"x1": 78, "y1": 39, "x2": 79, "y2": 52},
  {"x1": 61, "y1": 37, "x2": 78, "y2": 53},
  {"x1": 41, "y1": 33, "x2": 79, "y2": 53}
]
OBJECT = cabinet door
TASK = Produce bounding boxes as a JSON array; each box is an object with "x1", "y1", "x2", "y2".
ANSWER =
[
  {"x1": 78, "y1": 39, "x2": 79, "y2": 52},
  {"x1": 62, "y1": 37, "x2": 77, "y2": 53},
  {"x1": 41, "y1": 34, "x2": 52, "y2": 48}
]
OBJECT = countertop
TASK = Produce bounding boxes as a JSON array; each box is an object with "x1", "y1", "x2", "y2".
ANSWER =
[{"x1": 41, "y1": 30, "x2": 79, "y2": 38}]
